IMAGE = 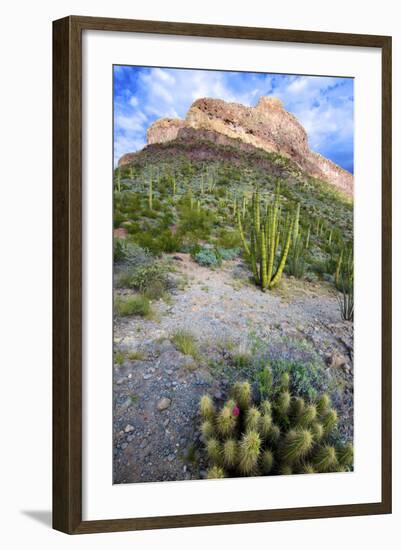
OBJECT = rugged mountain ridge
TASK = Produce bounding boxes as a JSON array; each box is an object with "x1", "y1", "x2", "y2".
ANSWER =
[{"x1": 119, "y1": 96, "x2": 353, "y2": 197}]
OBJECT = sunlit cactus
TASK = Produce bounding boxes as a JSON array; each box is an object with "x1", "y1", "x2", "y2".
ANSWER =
[
  {"x1": 201, "y1": 420, "x2": 215, "y2": 440},
  {"x1": 310, "y1": 422, "x2": 324, "y2": 442},
  {"x1": 200, "y1": 394, "x2": 215, "y2": 420},
  {"x1": 217, "y1": 400, "x2": 237, "y2": 436},
  {"x1": 238, "y1": 431, "x2": 261, "y2": 475},
  {"x1": 259, "y1": 413, "x2": 272, "y2": 440},
  {"x1": 198, "y1": 371, "x2": 353, "y2": 479},
  {"x1": 207, "y1": 438, "x2": 222, "y2": 465},
  {"x1": 291, "y1": 396, "x2": 305, "y2": 417},
  {"x1": 337, "y1": 442, "x2": 354, "y2": 468},
  {"x1": 223, "y1": 439, "x2": 238, "y2": 468},
  {"x1": 313, "y1": 445, "x2": 337, "y2": 472},
  {"x1": 299, "y1": 462, "x2": 315, "y2": 474},
  {"x1": 321, "y1": 409, "x2": 338, "y2": 435},
  {"x1": 298, "y1": 404, "x2": 317, "y2": 427},
  {"x1": 245, "y1": 406, "x2": 261, "y2": 432},
  {"x1": 277, "y1": 390, "x2": 291, "y2": 416},
  {"x1": 207, "y1": 466, "x2": 226, "y2": 479},
  {"x1": 232, "y1": 381, "x2": 251, "y2": 410},
  {"x1": 237, "y1": 184, "x2": 296, "y2": 290},
  {"x1": 316, "y1": 394, "x2": 331, "y2": 416},
  {"x1": 281, "y1": 428, "x2": 314, "y2": 464},
  {"x1": 260, "y1": 399, "x2": 272, "y2": 416}
]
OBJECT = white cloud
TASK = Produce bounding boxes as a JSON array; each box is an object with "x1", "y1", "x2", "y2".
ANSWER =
[{"x1": 114, "y1": 67, "x2": 353, "y2": 170}]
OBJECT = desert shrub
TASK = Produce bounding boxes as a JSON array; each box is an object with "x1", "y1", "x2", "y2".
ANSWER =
[
  {"x1": 114, "y1": 294, "x2": 151, "y2": 317},
  {"x1": 171, "y1": 330, "x2": 199, "y2": 360},
  {"x1": 157, "y1": 229, "x2": 182, "y2": 253},
  {"x1": 114, "y1": 240, "x2": 152, "y2": 266},
  {"x1": 217, "y1": 247, "x2": 240, "y2": 261},
  {"x1": 199, "y1": 376, "x2": 353, "y2": 479},
  {"x1": 217, "y1": 229, "x2": 242, "y2": 249},
  {"x1": 114, "y1": 210, "x2": 126, "y2": 228},
  {"x1": 194, "y1": 248, "x2": 221, "y2": 268},
  {"x1": 114, "y1": 239, "x2": 127, "y2": 262},
  {"x1": 133, "y1": 232, "x2": 163, "y2": 256},
  {"x1": 117, "y1": 262, "x2": 170, "y2": 300},
  {"x1": 178, "y1": 206, "x2": 215, "y2": 237},
  {"x1": 269, "y1": 358, "x2": 328, "y2": 401}
]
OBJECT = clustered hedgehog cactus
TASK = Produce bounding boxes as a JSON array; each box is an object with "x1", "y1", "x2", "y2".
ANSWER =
[{"x1": 199, "y1": 375, "x2": 353, "y2": 479}]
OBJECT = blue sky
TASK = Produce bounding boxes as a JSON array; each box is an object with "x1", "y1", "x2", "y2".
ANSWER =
[{"x1": 114, "y1": 66, "x2": 354, "y2": 173}]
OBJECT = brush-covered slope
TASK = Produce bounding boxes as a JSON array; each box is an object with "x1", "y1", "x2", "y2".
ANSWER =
[{"x1": 119, "y1": 96, "x2": 353, "y2": 197}]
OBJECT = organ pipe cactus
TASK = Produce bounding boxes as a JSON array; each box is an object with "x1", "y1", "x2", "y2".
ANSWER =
[
  {"x1": 148, "y1": 177, "x2": 153, "y2": 210},
  {"x1": 199, "y1": 375, "x2": 353, "y2": 479},
  {"x1": 238, "y1": 184, "x2": 296, "y2": 290}
]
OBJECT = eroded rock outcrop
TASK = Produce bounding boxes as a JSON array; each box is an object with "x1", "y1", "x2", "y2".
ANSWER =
[{"x1": 120, "y1": 96, "x2": 353, "y2": 197}]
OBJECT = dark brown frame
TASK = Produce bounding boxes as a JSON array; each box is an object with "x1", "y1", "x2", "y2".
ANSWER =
[{"x1": 53, "y1": 15, "x2": 392, "y2": 534}]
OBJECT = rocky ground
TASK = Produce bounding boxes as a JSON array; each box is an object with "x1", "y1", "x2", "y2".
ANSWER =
[{"x1": 113, "y1": 254, "x2": 353, "y2": 484}]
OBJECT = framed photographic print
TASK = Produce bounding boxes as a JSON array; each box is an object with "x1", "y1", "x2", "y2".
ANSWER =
[{"x1": 52, "y1": 16, "x2": 392, "y2": 534}]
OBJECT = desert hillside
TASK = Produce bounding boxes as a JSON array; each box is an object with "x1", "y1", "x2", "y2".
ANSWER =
[
  {"x1": 113, "y1": 96, "x2": 354, "y2": 484},
  {"x1": 119, "y1": 96, "x2": 353, "y2": 197}
]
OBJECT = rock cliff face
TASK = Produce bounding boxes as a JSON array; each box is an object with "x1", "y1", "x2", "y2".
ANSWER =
[{"x1": 120, "y1": 96, "x2": 353, "y2": 197}]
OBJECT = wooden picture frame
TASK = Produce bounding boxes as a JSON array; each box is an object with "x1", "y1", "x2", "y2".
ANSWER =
[{"x1": 53, "y1": 15, "x2": 392, "y2": 534}]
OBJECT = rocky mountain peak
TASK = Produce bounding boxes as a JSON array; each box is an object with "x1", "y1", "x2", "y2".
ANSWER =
[{"x1": 122, "y1": 96, "x2": 353, "y2": 197}]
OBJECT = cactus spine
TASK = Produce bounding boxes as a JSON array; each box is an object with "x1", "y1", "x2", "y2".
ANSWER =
[{"x1": 200, "y1": 372, "x2": 353, "y2": 480}]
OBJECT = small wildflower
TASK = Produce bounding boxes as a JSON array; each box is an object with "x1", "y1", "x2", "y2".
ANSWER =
[{"x1": 232, "y1": 404, "x2": 240, "y2": 417}]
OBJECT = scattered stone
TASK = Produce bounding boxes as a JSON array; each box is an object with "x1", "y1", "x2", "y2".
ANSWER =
[
  {"x1": 121, "y1": 442, "x2": 128, "y2": 450},
  {"x1": 124, "y1": 424, "x2": 134, "y2": 433},
  {"x1": 157, "y1": 397, "x2": 172, "y2": 411},
  {"x1": 326, "y1": 351, "x2": 347, "y2": 369},
  {"x1": 143, "y1": 373, "x2": 152, "y2": 380},
  {"x1": 167, "y1": 454, "x2": 175, "y2": 462}
]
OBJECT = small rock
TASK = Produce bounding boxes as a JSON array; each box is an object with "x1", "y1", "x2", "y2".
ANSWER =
[
  {"x1": 143, "y1": 373, "x2": 152, "y2": 380},
  {"x1": 163, "y1": 418, "x2": 170, "y2": 427},
  {"x1": 325, "y1": 351, "x2": 347, "y2": 369},
  {"x1": 116, "y1": 378, "x2": 125, "y2": 385},
  {"x1": 157, "y1": 397, "x2": 171, "y2": 411},
  {"x1": 124, "y1": 424, "x2": 134, "y2": 433},
  {"x1": 167, "y1": 454, "x2": 175, "y2": 462},
  {"x1": 121, "y1": 442, "x2": 128, "y2": 450}
]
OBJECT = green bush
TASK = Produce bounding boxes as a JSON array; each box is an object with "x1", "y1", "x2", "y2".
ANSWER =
[
  {"x1": 217, "y1": 247, "x2": 240, "y2": 261},
  {"x1": 114, "y1": 294, "x2": 151, "y2": 317},
  {"x1": 114, "y1": 240, "x2": 152, "y2": 266},
  {"x1": 199, "y1": 376, "x2": 353, "y2": 479},
  {"x1": 194, "y1": 248, "x2": 221, "y2": 268},
  {"x1": 116, "y1": 262, "x2": 169, "y2": 300}
]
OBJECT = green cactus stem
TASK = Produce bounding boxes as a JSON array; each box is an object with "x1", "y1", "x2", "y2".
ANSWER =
[
  {"x1": 148, "y1": 177, "x2": 153, "y2": 210},
  {"x1": 207, "y1": 466, "x2": 226, "y2": 479},
  {"x1": 281, "y1": 428, "x2": 313, "y2": 464},
  {"x1": 314, "y1": 445, "x2": 337, "y2": 472},
  {"x1": 223, "y1": 439, "x2": 238, "y2": 468},
  {"x1": 207, "y1": 438, "x2": 222, "y2": 465},
  {"x1": 261, "y1": 449, "x2": 274, "y2": 474},
  {"x1": 238, "y1": 431, "x2": 261, "y2": 475},
  {"x1": 200, "y1": 394, "x2": 215, "y2": 420}
]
